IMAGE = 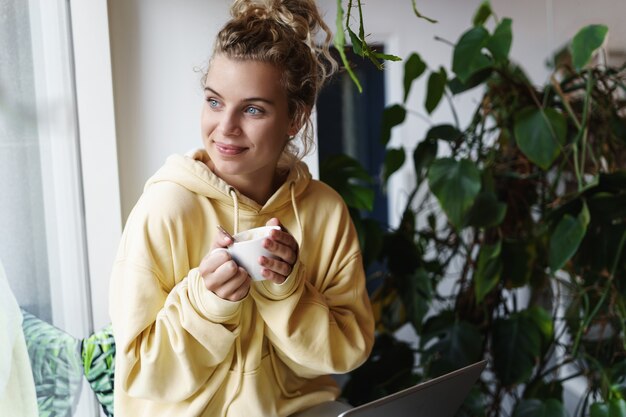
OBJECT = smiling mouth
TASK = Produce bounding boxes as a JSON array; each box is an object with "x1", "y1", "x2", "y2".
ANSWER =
[{"x1": 214, "y1": 142, "x2": 248, "y2": 156}]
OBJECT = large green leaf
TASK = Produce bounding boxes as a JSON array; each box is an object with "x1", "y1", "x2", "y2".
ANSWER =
[
  {"x1": 492, "y1": 311, "x2": 541, "y2": 385},
  {"x1": 426, "y1": 124, "x2": 462, "y2": 142},
  {"x1": 380, "y1": 104, "x2": 407, "y2": 145},
  {"x1": 383, "y1": 147, "x2": 406, "y2": 182},
  {"x1": 474, "y1": 241, "x2": 502, "y2": 303},
  {"x1": 448, "y1": 67, "x2": 492, "y2": 95},
  {"x1": 513, "y1": 399, "x2": 567, "y2": 417},
  {"x1": 513, "y1": 106, "x2": 567, "y2": 170},
  {"x1": 320, "y1": 154, "x2": 374, "y2": 211},
  {"x1": 428, "y1": 158, "x2": 482, "y2": 229},
  {"x1": 413, "y1": 139, "x2": 438, "y2": 182},
  {"x1": 571, "y1": 24, "x2": 609, "y2": 72},
  {"x1": 452, "y1": 26, "x2": 493, "y2": 83},
  {"x1": 465, "y1": 191, "x2": 507, "y2": 228},
  {"x1": 320, "y1": 153, "x2": 372, "y2": 182},
  {"x1": 549, "y1": 202, "x2": 590, "y2": 272},
  {"x1": 526, "y1": 306, "x2": 554, "y2": 347},
  {"x1": 403, "y1": 53, "x2": 427, "y2": 103},
  {"x1": 425, "y1": 67, "x2": 447, "y2": 114},
  {"x1": 398, "y1": 268, "x2": 433, "y2": 333},
  {"x1": 421, "y1": 318, "x2": 484, "y2": 376},
  {"x1": 487, "y1": 18, "x2": 512, "y2": 63}
]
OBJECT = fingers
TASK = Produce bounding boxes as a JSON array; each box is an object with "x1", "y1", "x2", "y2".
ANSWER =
[
  {"x1": 199, "y1": 248, "x2": 229, "y2": 275},
  {"x1": 211, "y1": 229, "x2": 233, "y2": 250},
  {"x1": 258, "y1": 218, "x2": 299, "y2": 284},
  {"x1": 212, "y1": 264, "x2": 250, "y2": 300},
  {"x1": 259, "y1": 256, "x2": 291, "y2": 284},
  {"x1": 264, "y1": 217, "x2": 298, "y2": 259},
  {"x1": 265, "y1": 217, "x2": 280, "y2": 228},
  {"x1": 199, "y1": 249, "x2": 250, "y2": 302}
]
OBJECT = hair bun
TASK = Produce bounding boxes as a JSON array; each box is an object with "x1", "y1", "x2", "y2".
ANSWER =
[
  {"x1": 230, "y1": 0, "x2": 317, "y2": 44},
  {"x1": 230, "y1": 0, "x2": 279, "y2": 21}
]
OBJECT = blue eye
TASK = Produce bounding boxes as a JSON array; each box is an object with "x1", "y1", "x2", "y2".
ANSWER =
[
  {"x1": 206, "y1": 98, "x2": 219, "y2": 108},
  {"x1": 245, "y1": 106, "x2": 262, "y2": 115}
]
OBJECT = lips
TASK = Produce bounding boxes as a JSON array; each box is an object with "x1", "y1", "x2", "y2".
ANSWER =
[{"x1": 214, "y1": 142, "x2": 248, "y2": 156}]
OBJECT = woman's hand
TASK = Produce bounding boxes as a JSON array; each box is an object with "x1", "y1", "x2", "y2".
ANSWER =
[
  {"x1": 198, "y1": 230, "x2": 250, "y2": 301},
  {"x1": 260, "y1": 218, "x2": 299, "y2": 284}
]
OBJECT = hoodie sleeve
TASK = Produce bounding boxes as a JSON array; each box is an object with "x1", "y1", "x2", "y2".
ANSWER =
[
  {"x1": 250, "y1": 188, "x2": 375, "y2": 377},
  {"x1": 110, "y1": 182, "x2": 241, "y2": 402}
]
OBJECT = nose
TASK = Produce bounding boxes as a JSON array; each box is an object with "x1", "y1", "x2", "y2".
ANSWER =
[{"x1": 219, "y1": 110, "x2": 242, "y2": 136}]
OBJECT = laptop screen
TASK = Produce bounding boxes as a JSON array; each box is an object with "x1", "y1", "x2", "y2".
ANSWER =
[{"x1": 338, "y1": 360, "x2": 487, "y2": 417}]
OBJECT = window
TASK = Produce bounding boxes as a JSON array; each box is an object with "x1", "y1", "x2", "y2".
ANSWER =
[{"x1": 0, "y1": 0, "x2": 99, "y2": 415}]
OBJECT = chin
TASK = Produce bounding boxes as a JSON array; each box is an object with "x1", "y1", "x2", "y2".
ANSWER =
[{"x1": 211, "y1": 159, "x2": 246, "y2": 176}]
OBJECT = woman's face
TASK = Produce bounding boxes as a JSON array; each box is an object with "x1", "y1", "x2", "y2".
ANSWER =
[{"x1": 201, "y1": 55, "x2": 295, "y2": 188}]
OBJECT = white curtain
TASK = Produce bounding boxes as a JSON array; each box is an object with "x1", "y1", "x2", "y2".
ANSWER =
[{"x1": 0, "y1": 0, "x2": 52, "y2": 322}]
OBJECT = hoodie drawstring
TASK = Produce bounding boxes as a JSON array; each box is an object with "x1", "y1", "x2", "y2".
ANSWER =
[
  {"x1": 289, "y1": 182, "x2": 304, "y2": 246},
  {"x1": 228, "y1": 187, "x2": 239, "y2": 234},
  {"x1": 224, "y1": 336, "x2": 244, "y2": 414}
]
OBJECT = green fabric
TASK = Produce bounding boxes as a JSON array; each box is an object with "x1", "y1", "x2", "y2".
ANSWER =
[
  {"x1": 81, "y1": 325, "x2": 115, "y2": 416},
  {"x1": 21, "y1": 309, "x2": 83, "y2": 417},
  {"x1": 21, "y1": 309, "x2": 117, "y2": 416}
]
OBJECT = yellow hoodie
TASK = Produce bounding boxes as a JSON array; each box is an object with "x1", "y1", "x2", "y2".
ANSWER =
[{"x1": 110, "y1": 152, "x2": 375, "y2": 417}]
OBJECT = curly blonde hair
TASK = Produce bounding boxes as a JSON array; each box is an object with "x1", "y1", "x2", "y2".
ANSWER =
[{"x1": 205, "y1": 0, "x2": 337, "y2": 161}]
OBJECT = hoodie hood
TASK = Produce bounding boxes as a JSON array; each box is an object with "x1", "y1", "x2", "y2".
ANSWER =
[{"x1": 145, "y1": 150, "x2": 311, "y2": 235}]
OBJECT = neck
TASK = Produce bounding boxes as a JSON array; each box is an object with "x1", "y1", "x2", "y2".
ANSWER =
[
  {"x1": 210, "y1": 164, "x2": 286, "y2": 205},
  {"x1": 236, "y1": 176, "x2": 276, "y2": 205}
]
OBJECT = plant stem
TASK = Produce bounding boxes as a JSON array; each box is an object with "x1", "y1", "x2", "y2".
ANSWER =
[
  {"x1": 579, "y1": 72, "x2": 594, "y2": 185},
  {"x1": 537, "y1": 357, "x2": 576, "y2": 379},
  {"x1": 572, "y1": 143, "x2": 583, "y2": 191},
  {"x1": 555, "y1": 371, "x2": 585, "y2": 384},
  {"x1": 551, "y1": 74, "x2": 582, "y2": 130},
  {"x1": 433, "y1": 35, "x2": 455, "y2": 47},
  {"x1": 444, "y1": 90, "x2": 460, "y2": 129}
]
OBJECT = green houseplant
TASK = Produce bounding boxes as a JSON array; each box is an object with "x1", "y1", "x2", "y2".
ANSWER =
[{"x1": 326, "y1": 2, "x2": 626, "y2": 416}]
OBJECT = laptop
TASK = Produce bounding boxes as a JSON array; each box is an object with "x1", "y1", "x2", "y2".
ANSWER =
[{"x1": 337, "y1": 360, "x2": 487, "y2": 417}]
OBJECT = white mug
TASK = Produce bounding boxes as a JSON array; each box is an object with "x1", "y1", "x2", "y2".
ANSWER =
[{"x1": 213, "y1": 225, "x2": 281, "y2": 281}]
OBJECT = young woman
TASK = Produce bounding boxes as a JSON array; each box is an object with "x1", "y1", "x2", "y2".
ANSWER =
[{"x1": 109, "y1": 1, "x2": 375, "y2": 416}]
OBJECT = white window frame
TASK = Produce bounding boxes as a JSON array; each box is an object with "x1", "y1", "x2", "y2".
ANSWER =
[{"x1": 69, "y1": 0, "x2": 123, "y2": 332}]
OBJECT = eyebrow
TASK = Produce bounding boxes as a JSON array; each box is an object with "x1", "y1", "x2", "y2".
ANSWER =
[{"x1": 204, "y1": 87, "x2": 276, "y2": 106}]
